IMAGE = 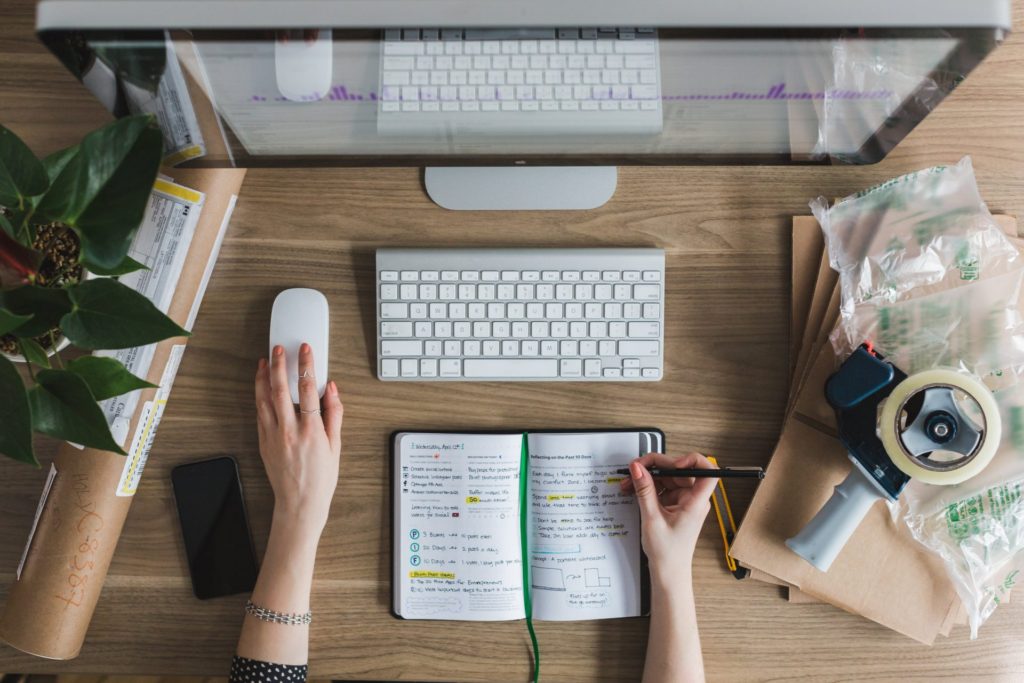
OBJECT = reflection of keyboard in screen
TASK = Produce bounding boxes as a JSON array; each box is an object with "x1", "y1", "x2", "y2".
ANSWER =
[{"x1": 377, "y1": 27, "x2": 663, "y2": 135}]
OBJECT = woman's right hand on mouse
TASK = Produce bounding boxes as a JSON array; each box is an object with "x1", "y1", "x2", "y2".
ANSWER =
[{"x1": 255, "y1": 343, "x2": 343, "y2": 538}]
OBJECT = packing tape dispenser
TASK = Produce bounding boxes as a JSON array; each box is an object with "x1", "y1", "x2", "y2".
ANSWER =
[{"x1": 786, "y1": 343, "x2": 1001, "y2": 572}]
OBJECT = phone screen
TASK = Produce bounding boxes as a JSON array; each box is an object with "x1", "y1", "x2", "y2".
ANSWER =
[{"x1": 171, "y1": 456, "x2": 259, "y2": 600}]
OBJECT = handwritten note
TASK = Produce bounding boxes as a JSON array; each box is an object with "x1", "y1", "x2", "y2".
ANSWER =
[
  {"x1": 528, "y1": 431, "x2": 643, "y2": 620},
  {"x1": 395, "y1": 433, "x2": 525, "y2": 621}
]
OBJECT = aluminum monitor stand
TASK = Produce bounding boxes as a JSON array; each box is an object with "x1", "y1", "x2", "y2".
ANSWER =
[{"x1": 424, "y1": 166, "x2": 617, "y2": 210}]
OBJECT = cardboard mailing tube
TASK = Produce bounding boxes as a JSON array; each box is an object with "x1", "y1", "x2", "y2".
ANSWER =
[{"x1": 0, "y1": 168, "x2": 245, "y2": 659}]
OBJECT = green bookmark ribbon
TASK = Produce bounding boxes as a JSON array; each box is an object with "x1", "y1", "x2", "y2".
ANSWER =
[{"x1": 519, "y1": 433, "x2": 540, "y2": 683}]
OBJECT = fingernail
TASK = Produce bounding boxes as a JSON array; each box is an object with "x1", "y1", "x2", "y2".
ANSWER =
[
  {"x1": 629, "y1": 461, "x2": 644, "y2": 479},
  {"x1": 274, "y1": 345, "x2": 283, "y2": 356},
  {"x1": 329, "y1": 380, "x2": 337, "y2": 394},
  {"x1": 257, "y1": 358, "x2": 266, "y2": 369},
  {"x1": 301, "y1": 342, "x2": 311, "y2": 354}
]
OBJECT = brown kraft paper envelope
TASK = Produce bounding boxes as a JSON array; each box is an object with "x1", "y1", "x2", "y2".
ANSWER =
[
  {"x1": 733, "y1": 214, "x2": 1019, "y2": 643},
  {"x1": 0, "y1": 168, "x2": 246, "y2": 660}
]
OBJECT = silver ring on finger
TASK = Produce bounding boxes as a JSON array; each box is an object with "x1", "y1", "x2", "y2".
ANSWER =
[
  {"x1": 299, "y1": 370, "x2": 313, "y2": 378},
  {"x1": 298, "y1": 407, "x2": 322, "y2": 415}
]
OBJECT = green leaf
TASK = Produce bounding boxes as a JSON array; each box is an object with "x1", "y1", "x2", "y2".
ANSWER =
[
  {"x1": 18, "y1": 337, "x2": 51, "y2": 368},
  {"x1": 0, "y1": 308, "x2": 32, "y2": 335},
  {"x1": 67, "y1": 356, "x2": 155, "y2": 401},
  {"x1": 0, "y1": 285, "x2": 72, "y2": 337},
  {"x1": 42, "y1": 144, "x2": 80, "y2": 183},
  {"x1": 34, "y1": 116, "x2": 163, "y2": 270},
  {"x1": 61, "y1": 278, "x2": 188, "y2": 350},
  {"x1": 29, "y1": 369, "x2": 125, "y2": 454},
  {"x1": 0, "y1": 354, "x2": 37, "y2": 466},
  {"x1": 0, "y1": 124, "x2": 49, "y2": 209},
  {"x1": 0, "y1": 213, "x2": 13, "y2": 238},
  {"x1": 81, "y1": 254, "x2": 147, "y2": 276}
]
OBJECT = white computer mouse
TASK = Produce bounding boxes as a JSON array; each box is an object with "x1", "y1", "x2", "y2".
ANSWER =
[
  {"x1": 269, "y1": 288, "x2": 329, "y2": 403},
  {"x1": 274, "y1": 28, "x2": 333, "y2": 102}
]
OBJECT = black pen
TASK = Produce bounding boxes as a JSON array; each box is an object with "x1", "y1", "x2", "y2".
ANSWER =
[{"x1": 616, "y1": 466, "x2": 765, "y2": 480}]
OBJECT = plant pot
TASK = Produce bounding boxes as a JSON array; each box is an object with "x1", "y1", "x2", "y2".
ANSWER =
[
  {"x1": 0, "y1": 222, "x2": 85, "y2": 363},
  {"x1": 1, "y1": 334, "x2": 72, "y2": 363}
]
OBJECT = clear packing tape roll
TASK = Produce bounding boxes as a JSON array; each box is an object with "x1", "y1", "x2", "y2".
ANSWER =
[{"x1": 811, "y1": 157, "x2": 1024, "y2": 637}]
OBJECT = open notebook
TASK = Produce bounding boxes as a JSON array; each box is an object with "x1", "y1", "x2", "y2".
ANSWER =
[{"x1": 392, "y1": 429, "x2": 659, "y2": 621}]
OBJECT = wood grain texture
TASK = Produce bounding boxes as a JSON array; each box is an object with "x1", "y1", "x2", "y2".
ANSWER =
[{"x1": 2, "y1": 1, "x2": 1024, "y2": 680}]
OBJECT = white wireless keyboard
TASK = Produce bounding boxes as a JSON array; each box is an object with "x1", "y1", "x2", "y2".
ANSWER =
[
  {"x1": 376, "y1": 248, "x2": 665, "y2": 381},
  {"x1": 377, "y1": 27, "x2": 662, "y2": 136}
]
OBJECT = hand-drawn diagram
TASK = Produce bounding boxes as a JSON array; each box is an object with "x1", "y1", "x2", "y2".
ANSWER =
[
  {"x1": 531, "y1": 566, "x2": 566, "y2": 591},
  {"x1": 585, "y1": 567, "x2": 612, "y2": 588}
]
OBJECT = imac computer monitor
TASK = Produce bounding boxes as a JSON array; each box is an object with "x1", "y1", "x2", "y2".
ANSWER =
[{"x1": 36, "y1": 0, "x2": 1012, "y2": 209}]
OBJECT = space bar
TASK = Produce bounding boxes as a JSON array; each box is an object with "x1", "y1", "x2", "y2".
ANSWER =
[{"x1": 463, "y1": 359, "x2": 559, "y2": 378}]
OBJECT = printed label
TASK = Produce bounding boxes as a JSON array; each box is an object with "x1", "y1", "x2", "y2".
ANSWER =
[{"x1": 115, "y1": 345, "x2": 186, "y2": 496}]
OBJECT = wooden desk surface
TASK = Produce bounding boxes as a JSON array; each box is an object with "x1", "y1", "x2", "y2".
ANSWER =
[{"x1": 3, "y1": 1, "x2": 1024, "y2": 680}]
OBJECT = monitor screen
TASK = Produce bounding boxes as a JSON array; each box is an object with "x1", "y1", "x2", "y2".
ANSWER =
[{"x1": 38, "y1": 26, "x2": 1002, "y2": 167}]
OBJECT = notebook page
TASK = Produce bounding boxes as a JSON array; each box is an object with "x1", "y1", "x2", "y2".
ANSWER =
[
  {"x1": 394, "y1": 432, "x2": 526, "y2": 621},
  {"x1": 527, "y1": 431, "x2": 643, "y2": 621}
]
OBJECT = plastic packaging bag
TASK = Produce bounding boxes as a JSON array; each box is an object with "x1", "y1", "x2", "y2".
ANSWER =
[{"x1": 811, "y1": 157, "x2": 1024, "y2": 637}]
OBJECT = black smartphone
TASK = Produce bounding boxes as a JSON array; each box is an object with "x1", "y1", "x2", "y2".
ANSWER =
[{"x1": 171, "y1": 456, "x2": 259, "y2": 600}]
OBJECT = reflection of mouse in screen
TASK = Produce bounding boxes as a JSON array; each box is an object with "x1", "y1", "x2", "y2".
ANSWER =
[{"x1": 275, "y1": 29, "x2": 333, "y2": 102}]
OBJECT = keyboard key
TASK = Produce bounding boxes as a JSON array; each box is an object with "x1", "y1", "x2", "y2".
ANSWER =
[
  {"x1": 624, "y1": 358, "x2": 641, "y2": 368},
  {"x1": 580, "y1": 340, "x2": 598, "y2": 356},
  {"x1": 633, "y1": 284, "x2": 661, "y2": 300},
  {"x1": 415, "y1": 322, "x2": 432, "y2": 337},
  {"x1": 464, "y1": 340, "x2": 481, "y2": 356},
  {"x1": 598, "y1": 340, "x2": 616, "y2": 356},
  {"x1": 382, "y1": 340, "x2": 423, "y2": 356},
  {"x1": 381, "y1": 359, "x2": 399, "y2": 377},
  {"x1": 643, "y1": 303, "x2": 660, "y2": 319},
  {"x1": 401, "y1": 359, "x2": 418, "y2": 377},
  {"x1": 642, "y1": 367, "x2": 660, "y2": 379},
  {"x1": 502, "y1": 341, "x2": 519, "y2": 356},
  {"x1": 381, "y1": 303, "x2": 408, "y2": 319},
  {"x1": 483, "y1": 341, "x2": 500, "y2": 356},
  {"x1": 624, "y1": 368, "x2": 641, "y2": 378},
  {"x1": 585, "y1": 359, "x2": 602, "y2": 377},
  {"x1": 381, "y1": 322, "x2": 413, "y2": 337},
  {"x1": 560, "y1": 359, "x2": 582, "y2": 377},
  {"x1": 464, "y1": 359, "x2": 558, "y2": 378},
  {"x1": 618, "y1": 340, "x2": 659, "y2": 356},
  {"x1": 642, "y1": 270, "x2": 661, "y2": 281},
  {"x1": 603, "y1": 368, "x2": 622, "y2": 378},
  {"x1": 420, "y1": 359, "x2": 438, "y2": 377},
  {"x1": 381, "y1": 284, "x2": 399, "y2": 300},
  {"x1": 440, "y1": 359, "x2": 462, "y2": 377}
]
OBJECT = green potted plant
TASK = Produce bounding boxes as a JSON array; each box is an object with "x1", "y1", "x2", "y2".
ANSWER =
[{"x1": 0, "y1": 114, "x2": 188, "y2": 466}]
